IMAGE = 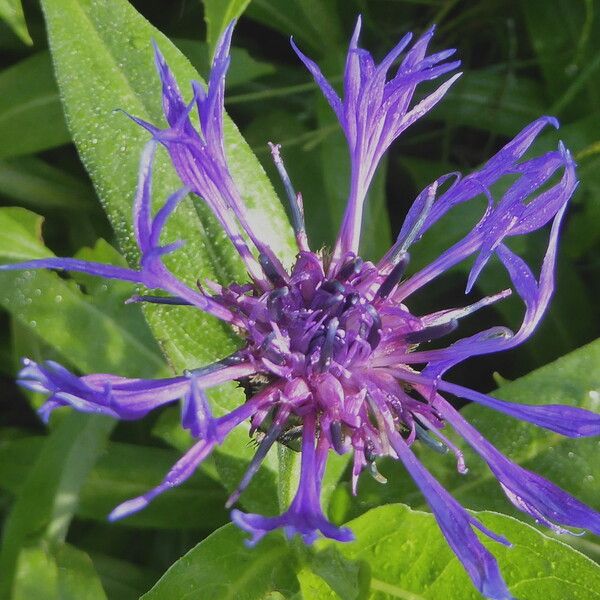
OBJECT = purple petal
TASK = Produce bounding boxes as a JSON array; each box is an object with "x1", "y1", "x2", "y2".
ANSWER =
[
  {"x1": 0, "y1": 257, "x2": 144, "y2": 283},
  {"x1": 442, "y1": 399, "x2": 600, "y2": 536},
  {"x1": 232, "y1": 412, "x2": 353, "y2": 546},
  {"x1": 388, "y1": 429, "x2": 513, "y2": 599},
  {"x1": 290, "y1": 39, "x2": 343, "y2": 122},
  {"x1": 109, "y1": 438, "x2": 216, "y2": 521},
  {"x1": 152, "y1": 40, "x2": 188, "y2": 128},
  {"x1": 20, "y1": 358, "x2": 255, "y2": 423}
]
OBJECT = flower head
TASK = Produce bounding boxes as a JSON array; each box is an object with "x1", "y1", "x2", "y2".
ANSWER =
[{"x1": 4, "y1": 19, "x2": 600, "y2": 600}]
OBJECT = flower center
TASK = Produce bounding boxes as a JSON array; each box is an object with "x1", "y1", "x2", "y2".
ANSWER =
[{"x1": 231, "y1": 254, "x2": 384, "y2": 377}]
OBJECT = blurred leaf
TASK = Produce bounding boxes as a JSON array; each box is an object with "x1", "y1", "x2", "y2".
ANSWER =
[
  {"x1": 247, "y1": 0, "x2": 343, "y2": 56},
  {"x1": 14, "y1": 544, "x2": 107, "y2": 600},
  {"x1": 175, "y1": 39, "x2": 275, "y2": 88},
  {"x1": 201, "y1": 0, "x2": 251, "y2": 58},
  {"x1": 323, "y1": 504, "x2": 600, "y2": 599},
  {"x1": 0, "y1": 413, "x2": 114, "y2": 599},
  {"x1": 141, "y1": 523, "x2": 299, "y2": 599},
  {"x1": 152, "y1": 407, "x2": 279, "y2": 515},
  {"x1": 0, "y1": 156, "x2": 95, "y2": 211},
  {"x1": 0, "y1": 0, "x2": 31, "y2": 45},
  {"x1": 0, "y1": 436, "x2": 229, "y2": 530},
  {"x1": 434, "y1": 70, "x2": 545, "y2": 136},
  {"x1": 296, "y1": 568, "x2": 339, "y2": 599},
  {"x1": 0, "y1": 52, "x2": 70, "y2": 159},
  {"x1": 303, "y1": 546, "x2": 370, "y2": 600},
  {"x1": 40, "y1": 0, "x2": 296, "y2": 510},
  {"x1": 89, "y1": 553, "x2": 157, "y2": 600},
  {"x1": 522, "y1": 0, "x2": 600, "y2": 116}
]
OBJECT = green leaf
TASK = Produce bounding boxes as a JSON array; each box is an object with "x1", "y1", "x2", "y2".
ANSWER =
[
  {"x1": 522, "y1": 0, "x2": 600, "y2": 116},
  {"x1": 324, "y1": 504, "x2": 600, "y2": 599},
  {"x1": 13, "y1": 544, "x2": 107, "y2": 600},
  {"x1": 0, "y1": 208, "x2": 165, "y2": 377},
  {"x1": 434, "y1": 338, "x2": 600, "y2": 557},
  {"x1": 0, "y1": 52, "x2": 70, "y2": 158},
  {"x1": 433, "y1": 69, "x2": 545, "y2": 136},
  {"x1": 0, "y1": 414, "x2": 114, "y2": 599},
  {"x1": 88, "y1": 553, "x2": 157, "y2": 600},
  {"x1": 40, "y1": 0, "x2": 295, "y2": 509},
  {"x1": 141, "y1": 523, "x2": 299, "y2": 599},
  {"x1": 247, "y1": 0, "x2": 343, "y2": 56},
  {"x1": 348, "y1": 339, "x2": 600, "y2": 560},
  {"x1": 0, "y1": 436, "x2": 229, "y2": 530},
  {"x1": 0, "y1": 156, "x2": 95, "y2": 211},
  {"x1": 201, "y1": 0, "x2": 252, "y2": 58},
  {"x1": 140, "y1": 504, "x2": 600, "y2": 599},
  {"x1": 0, "y1": 0, "x2": 31, "y2": 45}
]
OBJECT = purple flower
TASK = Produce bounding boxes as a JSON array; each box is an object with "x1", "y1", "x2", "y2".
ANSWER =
[{"x1": 4, "y1": 18, "x2": 600, "y2": 599}]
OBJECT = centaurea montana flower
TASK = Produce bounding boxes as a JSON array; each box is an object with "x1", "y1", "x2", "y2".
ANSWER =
[{"x1": 5, "y1": 18, "x2": 600, "y2": 599}]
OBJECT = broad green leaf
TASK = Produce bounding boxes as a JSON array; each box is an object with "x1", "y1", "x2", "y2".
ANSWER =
[
  {"x1": 39, "y1": 0, "x2": 295, "y2": 372},
  {"x1": 14, "y1": 544, "x2": 107, "y2": 600},
  {"x1": 0, "y1": 208, "x2": 165, "y2": 376},
  {"x1": 40, "y1": 0, "x2": 295, "y2": 511},
  {"x1": 0, "y1": 52, "x2": 70, "y2": 158},
  {"x1": 431, "y1": 338, "x2": 600, "y2": 512},
  {"x1": 0, "y1": 156, "x2": 95, "y2": 211},
  {"x1": 202, "y1": 0, "x2": 252, "y2": 58},
  {"x1": 141, "y1": 504, "x2": 600, "y2": 600},
  {"x1": 141, "y1": 523, "x2": 299, "y2": 599},
  {"x1": 0, "y1": 413, "x2": 114, "y2": 599},
  {"x1": 0, "y1": 0, "x2": 31, "y2": 45},
  {"x1": 0, "y1": 437, "x2": 229, "y2": 530},
  {"x1": 348, "y1": 339, "x2": 600, "y2": 560},
  {"x1": 323, "y1": 504, "x2": 600, "y2": 600}
]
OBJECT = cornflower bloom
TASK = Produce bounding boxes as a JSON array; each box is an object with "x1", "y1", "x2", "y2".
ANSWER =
[{"x1": 5, "y1": 18, "x2": 600, "y2": 599}]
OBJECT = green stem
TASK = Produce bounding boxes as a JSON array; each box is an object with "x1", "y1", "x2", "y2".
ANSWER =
[{"x1": 277, "y1": 444, "x2": 301, "y2": 512}]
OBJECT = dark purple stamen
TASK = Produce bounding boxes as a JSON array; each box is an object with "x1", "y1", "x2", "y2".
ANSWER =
[
  {"x1": 267, "y1": 287, "x2": 289, "y2": 321},
  {"x1": 338, "y1": 257, "x2": 364, "y2": 281},
  {"x1": 330, "y1": 420, "x2": 346, "y2": 454},
  {"x1": 319, "y1": 317, "x2": 339, "y2": 371},
  {"x1": 226, "y1": 408, "x2": 289, "y2": 508},
  {"x1": 269, "y1": 143, "x2": 305, "y2": 237},
  {"x1": 185, "y1": 353, "x2": 245, "y2": 377},
  {"x1": 259, "y1": 253, "x2": 285, "y2": 286},
  {"x1": 415, "y1": 421, "x2": 448, "y2": 454},
  {"x1": 376, "y1": 254, "x2": 410, "y2": 299},
  {"x1": 126, "y1": 294, "x2": 192, "y2": 305}
]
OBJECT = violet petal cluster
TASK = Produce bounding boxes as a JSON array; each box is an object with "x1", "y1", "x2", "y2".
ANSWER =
[{"x1": 5, "y1": 19, "x2": 600, "y2": 600}]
